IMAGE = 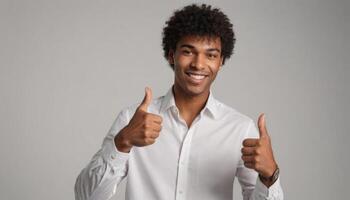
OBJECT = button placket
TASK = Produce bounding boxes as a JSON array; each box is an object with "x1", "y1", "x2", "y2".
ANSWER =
[{"x1": 175, "y1": 125, "x2": 196, "y2": 200}]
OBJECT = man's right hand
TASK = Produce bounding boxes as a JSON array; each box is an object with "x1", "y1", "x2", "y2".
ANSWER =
[{"x1": 114, "y1": 87, "x2": 163, "y2": 153}]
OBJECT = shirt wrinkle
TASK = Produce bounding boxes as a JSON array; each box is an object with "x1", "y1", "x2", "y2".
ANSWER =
[{"x1": 74, "y1": 87, "x2": 283, "y2": 200}]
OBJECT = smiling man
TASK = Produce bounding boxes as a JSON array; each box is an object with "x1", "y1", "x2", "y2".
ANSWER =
[{"x1": 75, "y1": 4, "x2": 283, "y2": 200}]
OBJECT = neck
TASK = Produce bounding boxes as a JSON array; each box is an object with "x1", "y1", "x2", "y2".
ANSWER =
[{"x1": 173, "y1": 85, "x2": 210, "y2": 127}]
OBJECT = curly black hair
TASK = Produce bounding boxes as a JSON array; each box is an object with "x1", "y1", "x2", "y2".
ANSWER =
[{"x1": 162, "y1": 4, "x2": 235, "y2": 68}]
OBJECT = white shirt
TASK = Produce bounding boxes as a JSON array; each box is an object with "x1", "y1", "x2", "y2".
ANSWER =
[{"x1": 75, "y1": 87, "x2": 284, "y2": 200}]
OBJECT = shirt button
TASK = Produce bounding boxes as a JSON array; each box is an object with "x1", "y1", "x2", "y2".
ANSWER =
[{"x1": 111, "y1": 154, "x2": 116, "y2": 159}]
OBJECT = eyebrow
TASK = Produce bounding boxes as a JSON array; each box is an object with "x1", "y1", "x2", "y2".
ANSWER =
[{"x1": 180, "y1": 44, "x2": 221, "y2": 53}]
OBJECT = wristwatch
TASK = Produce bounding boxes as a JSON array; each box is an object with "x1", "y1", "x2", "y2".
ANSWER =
[{"x1": 259, "y1": 166, "x2": 279, "y2": 183}]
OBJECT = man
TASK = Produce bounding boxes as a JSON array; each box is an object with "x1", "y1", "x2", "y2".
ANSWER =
[{"x1": 75, "y1": 4, "x2": 283, "y2": 200}]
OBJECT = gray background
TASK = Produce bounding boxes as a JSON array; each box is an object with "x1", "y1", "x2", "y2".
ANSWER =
[{"x1": 0, "y1": 0, "x2": 349, "y2": 199}]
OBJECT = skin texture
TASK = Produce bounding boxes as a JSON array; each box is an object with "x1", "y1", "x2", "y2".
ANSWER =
[
  {"x1": 241, "y1": 114, "x2": 278, "y2": 187},
  {"x1": 115, "y1": 35, "x2": 278, "y2": 187},
  {"x1": 169, "y1": 35, "x2": 223, "y2": 127},
  {"x1": 114, "y1": 87, "x2": 163, "y2": 153}
]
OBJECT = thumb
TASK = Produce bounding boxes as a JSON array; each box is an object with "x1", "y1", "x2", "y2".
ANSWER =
[
  {"x1": 138, "y1": 87, "x2": 152, "y2": 112},
  {"x1": 258, "y1": 113, "x2": 268, "y2": 138}
]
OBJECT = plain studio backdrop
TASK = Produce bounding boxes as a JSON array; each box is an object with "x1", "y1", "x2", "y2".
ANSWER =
[{"x1": 0, "y1": 0, "x2": 349, "y2": 199}]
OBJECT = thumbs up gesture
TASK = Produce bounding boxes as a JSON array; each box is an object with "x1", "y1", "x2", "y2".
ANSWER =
[
  {"x1": 115, "y1": 87, "x2": 163, "y2": 153},
  {"x1": 241, "y1": 114, "x2": 278, "y2": 180}
]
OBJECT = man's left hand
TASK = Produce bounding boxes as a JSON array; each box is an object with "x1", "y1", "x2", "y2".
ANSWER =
[{"x1": 241, "y1": 114, "x2": 278, "y2": 181}]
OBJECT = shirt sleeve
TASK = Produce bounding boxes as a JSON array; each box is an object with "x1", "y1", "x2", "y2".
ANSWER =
[
  {"x1": 74, "y1": 108, "x2": 131, "y2": 200},
  {"x1": 235, "y1": 120, "x2": 284, "y2": 200}
]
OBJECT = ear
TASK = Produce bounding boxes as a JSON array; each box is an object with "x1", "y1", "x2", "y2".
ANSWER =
[
  {"x1": 219, "y1": 56, "x2": 224, "y2": 67},
  {"x1": 168, "y1": 49, "x2": 175, "y2": 65}
]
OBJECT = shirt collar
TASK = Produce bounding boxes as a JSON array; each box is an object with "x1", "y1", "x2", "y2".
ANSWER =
[{"x1": 160, "y1": 86, "x2": 219, "y2": 119}]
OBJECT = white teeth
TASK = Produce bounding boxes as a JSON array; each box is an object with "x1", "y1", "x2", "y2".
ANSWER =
[{"x1": 189, "y1": 74, "x2": 205, "y2": 80}]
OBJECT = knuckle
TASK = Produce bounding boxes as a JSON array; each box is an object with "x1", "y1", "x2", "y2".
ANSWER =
[
  {"x1": 254, "y1": 149, "x2": 260, "y2": 155},
  {"x1": 153, "y1": 133, "x2": 160, "y2": 138},
  {"x1": 144, "y1": 123, "x2": 151, "y2": 129},
  {"x1": 144, "y1": 131, "x2": 149, "y2": 137},
  {"x1": 144, "y1": 138, "x2": 151, "y2": 144},
  {"x1": 145, "y1": 130, "x2": 153, "y2": 137},
  {"x1": 254, "y1": 156, "x2": 260, "y2": 163},
  {"x1": 143, "y1": 113, "x2": 149, "y2": 120},
  {"x1": 145, "y1": 138, "x2": 155, "y2": 144},
  {"x1": 154, "y1": 124, "x2": 160, "y2": 130}
]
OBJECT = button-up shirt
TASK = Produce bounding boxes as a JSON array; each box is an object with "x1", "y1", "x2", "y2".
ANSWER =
[{"x1": 75, "y1": 88, "x2": 284, "y2": 200}]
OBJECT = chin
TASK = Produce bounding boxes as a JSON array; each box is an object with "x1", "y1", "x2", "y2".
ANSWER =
[
  {"x1": 184, "y1": 84, "x2": 208, "y2": 97},
  {"x1": 174, "y1": 74, "x2": 211, "y2": 97}
]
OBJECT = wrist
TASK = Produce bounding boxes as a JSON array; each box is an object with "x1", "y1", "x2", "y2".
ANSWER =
[
  {"x1": 259, "y1": 165, "x2": 279, "y2": 187},
  {"x1": 264, "y1": 162, "x2": 278, "y2": 178},
  {"x1": 114, "y1": 127, "x2": 132, "y2": 153}
]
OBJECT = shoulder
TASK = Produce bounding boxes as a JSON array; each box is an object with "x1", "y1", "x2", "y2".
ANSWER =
[{"x1": 214, "y1": 99, "x2": 254, "y2": 126}]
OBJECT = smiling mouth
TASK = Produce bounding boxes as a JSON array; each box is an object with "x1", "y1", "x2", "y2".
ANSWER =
[{"x1": 185, "y1": 72, "x2": 208, "y2": 80}]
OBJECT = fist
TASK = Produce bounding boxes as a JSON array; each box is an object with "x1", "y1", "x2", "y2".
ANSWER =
[
  {"x1": 241, "y1": 114, "x2": 277, "y2": 178},
  {"x1": 115, "y1": 87, "x2": 163, "y2": 152}
]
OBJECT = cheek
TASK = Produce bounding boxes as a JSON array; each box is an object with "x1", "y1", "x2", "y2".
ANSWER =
[
  {"x1": 208, "y1": 65, "x2": 221, "y2": 78},
  {"x1": 174, "y1": 64, "x2": 186, "y2": 81},
  {"x1": 175, "y1": 56, "x2": 191, "y2": 67}
]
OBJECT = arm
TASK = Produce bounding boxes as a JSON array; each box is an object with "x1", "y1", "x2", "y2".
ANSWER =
[
  {"x1": 75, "y1": 87, "x2": 162, "y2": 200},
  {"x1": 74, "y1": 109, "x2": 130, "y2": 200},
  {"x1": 236, "y1": 159, "x2": 283, "y2": 200},
  {"x1": 236, "y1": 115, "x2": 284, "y2": 200}
]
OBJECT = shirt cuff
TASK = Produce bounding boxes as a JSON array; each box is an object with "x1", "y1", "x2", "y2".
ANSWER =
[
  {"x1": 255, "y1": 176, "x2": 282, "y2": 198},
  {"x1": 102, "y1": 139, "x2": 130, "y2": 166}
]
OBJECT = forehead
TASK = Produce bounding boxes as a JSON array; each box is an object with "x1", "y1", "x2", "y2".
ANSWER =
[{"x1": 176, "y1": 35, "x2": 222, "y2": 50}]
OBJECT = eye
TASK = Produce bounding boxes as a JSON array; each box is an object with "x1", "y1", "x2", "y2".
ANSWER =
[
  {"x1": 182, "y1": 49, "x2": 192, "y2": 56},
  {"x1": 207, "y1": 53, "x2": 218, "y2": 59}
]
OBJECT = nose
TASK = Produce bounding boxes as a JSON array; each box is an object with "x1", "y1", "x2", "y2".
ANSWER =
[{"x1": 190, "y1": 53, "x2": 206, "y2": 70}]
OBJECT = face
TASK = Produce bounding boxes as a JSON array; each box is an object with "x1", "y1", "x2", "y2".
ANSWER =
[{"x1": 169, "y1": 35, "x2": 223, "y2": 97}]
